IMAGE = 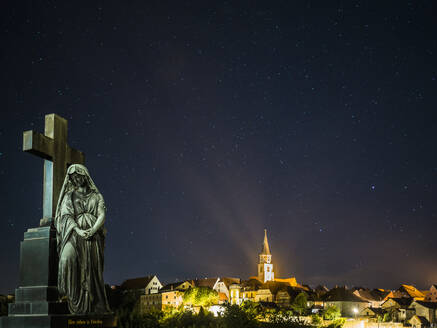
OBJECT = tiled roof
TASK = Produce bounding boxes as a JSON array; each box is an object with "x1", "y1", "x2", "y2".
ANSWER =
[
  {"x1": 410, "y1": 315, "x2": 430, "y2": 325},
  {"x1": 414, "y1": 301, "x2": 437, "y2": 309},
  {"x1": 361, "y1": 307, "x2": 386, "y2": 316},
  {"x1": 354, "y1": 289, "x2": 387, "y2": 302},
  {"x1": 120, "y1": 276, "x2": 155, "y2": 290},
  {"x1": 242, "y1": 278, "x2": 263, "y2": 290},
  {"x1": 274, "y1": 277, "x2": 298, "y2": 287},
  {"x1": 399, "y1": 285, "x2": 425, "y2": 299},
  {"x1": 193, "y1": 278, "x2": 218, "y2": 288},
  {"x1": 323, "y1": 287, "x2": 369, "y2": 303},
  {"x1": 161, "y1": 281, "x2": 191, "y2": 291},
  {"x1": 385, "y1": 297, "x2": 413, "y2": 308},
  {"x1": 218, "y1": 292, "x2": 228, "y2": 302},
  {"x1": 220, "y1": 277, "x2": 241, "y2": 288}
]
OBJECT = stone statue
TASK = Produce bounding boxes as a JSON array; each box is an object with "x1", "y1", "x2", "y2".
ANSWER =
[{"x1": 55, "y1": 164, "x2": 110, "y2": 314}]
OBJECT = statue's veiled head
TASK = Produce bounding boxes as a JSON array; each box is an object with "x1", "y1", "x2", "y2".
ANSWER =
[
  {"x1": 55, "y1": 164, "x2": 101, "y2": 222},
  {"x1": 62, "y1": 164, "x2": 99, "y2": 194},
  {"x1": 68, "y1": 164, "x2": 90, "y2": 188}
]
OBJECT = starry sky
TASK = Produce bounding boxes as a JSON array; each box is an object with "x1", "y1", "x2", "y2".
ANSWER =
[{"x1": 0, "y1": 1, "x2": 436, "y2": 294}]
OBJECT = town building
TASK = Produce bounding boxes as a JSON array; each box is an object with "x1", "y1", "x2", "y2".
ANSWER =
[
  {"x1": 409, "y1": 314, "x2": 431, "y2": 328},
  {"x1": 140, "y1": 280, "x2": 193, "y2": 312},
  {"x1": 409, "y1": 300, "x2": 437, "y2": 325},
  {"x1": 322, "y1": 286, "x2": 370, "y2": 317},
  {"x1": 353, "y1": 288, "x2": 389, "y2": 308},
  {"x1": 359, "y1": 307, "x2": 386, "y2": 319},
  {"x1": 383, "y1": 285, "x2": 426, "y2": 302},
  {"x1": 215, "y1": 277, "x2": 240, "y2": 301},
  {"x1": 120, "y1": 275, "x2": 163, "y2": 295},
  {"x1": 258, "y1": 229, "x2": 274, "y2": 283},
  {"x1": 425, "y1": 285, "x2": 437, "y2": 302},
  {"x1": 229, "y1": 283, "x2": 241, "y2": 305},
  {"x1": 380, "y1": 297, "x2": 414, "y2": 322},
  {"x1": 140, "y1": 290, "x2": 184, "y2": 312}
]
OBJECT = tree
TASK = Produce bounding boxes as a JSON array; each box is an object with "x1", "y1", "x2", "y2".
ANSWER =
[
  {"x1": 323, "y1": 305, "x2": 341, "y2": 320},
  {"x1": 183, "y1": 287, "x2": 219, "y2": 308},
  {"x1": 291, "y1": 292, "x2": 308, "y2": 316},
  {"x1": 311, "y1": 314, "x2": 322, "y2": 327},
  {"x1": 383, "y1": 311, "x2": 392, "y2": 322},
  {"x1": 221, "y1": 303, "x2": 259, "y2": 328},
  {"x1": 114, "y1": 291, "x2": 142, "y2": 328},
  {"x1": 327, "y1": 318, "x2": 346, "y2": 328}
]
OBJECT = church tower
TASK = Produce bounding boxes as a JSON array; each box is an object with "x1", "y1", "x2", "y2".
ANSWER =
[{"x1": 258, "y1": 229, "x2": 274, "y2": 282}]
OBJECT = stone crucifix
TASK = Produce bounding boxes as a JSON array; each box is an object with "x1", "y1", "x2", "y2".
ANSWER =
[{"x1": 23, "y1": 114, "x2": 85, "y2": 226}]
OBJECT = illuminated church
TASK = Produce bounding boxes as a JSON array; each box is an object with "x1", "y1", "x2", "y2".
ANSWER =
[
  {"x1": 255, "y1": 229, "x2": 299, "y2": 287},
  {"x1": 258, "y1": 229, "x2": 274, "y2": 282}
]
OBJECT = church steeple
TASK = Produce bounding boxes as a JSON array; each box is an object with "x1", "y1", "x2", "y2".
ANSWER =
[
  {"x1": 261, "y1": 229, "x2": 271, "y2": 255},
  {"x1": 258, "y1": 229, "x2": 274, "y2": 282}
]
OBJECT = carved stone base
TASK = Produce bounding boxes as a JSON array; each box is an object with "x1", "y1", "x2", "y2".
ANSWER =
[{"x1": 0, "y1": 314, "x2": 117, "y2": 328}]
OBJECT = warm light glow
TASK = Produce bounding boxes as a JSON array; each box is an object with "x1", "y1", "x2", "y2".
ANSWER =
[
  {"x1": 209, "y1": 305, "x2": 225, "y2": 317},
  {"x1": 353, "y1": 307, "x2": 358, "y2": 314}
]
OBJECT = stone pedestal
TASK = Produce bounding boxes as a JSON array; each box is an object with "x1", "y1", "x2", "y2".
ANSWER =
[
  {"x1": 8, "y1": 226, "x2": 64, "y2": 314},
  {"x1": 0, "y1": 226, "x2": 116, "y2": 327}
]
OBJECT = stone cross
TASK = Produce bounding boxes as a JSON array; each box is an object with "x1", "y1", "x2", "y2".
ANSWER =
[{"x1": 23, "y1": 114, "x2": 85, "y2": 225}]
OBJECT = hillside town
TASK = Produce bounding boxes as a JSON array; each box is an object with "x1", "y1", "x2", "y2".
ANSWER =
[{"x1": 106, "y1": 230, "x2": 437, "y2": 327}]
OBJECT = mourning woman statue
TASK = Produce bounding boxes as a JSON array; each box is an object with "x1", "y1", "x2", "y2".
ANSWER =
[{"x1": 55, "y1": 164, "x2": 110, "y2": 314}]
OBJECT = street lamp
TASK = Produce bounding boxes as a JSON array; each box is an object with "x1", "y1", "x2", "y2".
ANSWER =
[{"x1": 353, "y1": 307, "x2": 358, "y2": 319}]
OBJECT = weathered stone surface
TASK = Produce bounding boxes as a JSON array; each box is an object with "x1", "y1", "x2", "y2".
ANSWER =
[
  {"x1": 15, "y1": 286, "x2": 58, "y2": 303},
  {"x1": 2, "y1": 225, "x2": 68, "y2": 321},
  {"x1": 23, "y1": 113, "x2": 85, "y2": 226},
  {"x1": 19, "y1": 226, "x2": 57, "y2": 287},
  {"x1": 56, "y1": 164, "x2": 111, "y2": 314}
]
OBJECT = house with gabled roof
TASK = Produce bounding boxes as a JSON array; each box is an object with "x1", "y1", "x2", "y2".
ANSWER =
[
  {"x1": 189, "y1": 276, "x2": 240, "y2": 303},
  {"x1": 255, "y1": 287, "x2": 274, "y2": 302},
  {"x1": 381, "y1": 297, "x2": 413, "y2": 309},
  {"x1": 409, "y1": 314, "x2": 430, "y2": 328},
  {"x1": 160, "y1": 280, "x2": 193, "y2": 292},
  {"x1": 322, "y1": 286, "x2": 370, "y2": 317},
  {"x1": 398, "y1": 285, "x2": 426, "y2": 301},
  {"x1": 120, "y1": 275, "x2": 163, "y2": 295},
  {"x1": 140, "y1": 280, "x2": 194, "y2": 312},
  {"x1": 410, "y1": 301, "x2": 437, "y2": 325},
  {"x1": 381, "y1": 298, "x2": 414, "y2": 322},
  {"x1": 424, "y1": 285, "x2": 437, "y2": 302},
  {"x1": 214, "y1": 277, "x2": 240, "y2": 301},
  {"x1": 275, "y1": 286, "x2": 312, "y2": 308},
  {"x1": 192, "y1": 277, "x2": 219, "y2": 289},
  {"x1": 353, "y1": 288, "x2": 390, "y2": 308},
  {"x1": 360, "y1": 307, "x2": 386, "y2": 319}
]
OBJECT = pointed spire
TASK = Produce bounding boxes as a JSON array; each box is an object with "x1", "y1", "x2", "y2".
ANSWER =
[{"x1": 261, "y1": 229, "x2": 271, "y2": 255}]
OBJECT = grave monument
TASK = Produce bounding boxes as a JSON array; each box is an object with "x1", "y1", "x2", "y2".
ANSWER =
[{"x1": 0, "y1": 114, "x2": 116, "y2": 327}]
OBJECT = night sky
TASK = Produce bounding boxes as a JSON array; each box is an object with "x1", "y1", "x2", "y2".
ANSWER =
[{"x1": 1, "y1": 1, "x2": 436, "y2": 294}]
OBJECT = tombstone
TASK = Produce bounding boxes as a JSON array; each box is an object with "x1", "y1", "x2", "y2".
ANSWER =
[{"x1": 0, "y1": 114, "x2": 116, "y2": 327}]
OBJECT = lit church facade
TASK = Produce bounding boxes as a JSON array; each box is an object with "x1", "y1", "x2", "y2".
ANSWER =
[{"x1": 258, "y1": 229, "x2": 274, "y2": 283}]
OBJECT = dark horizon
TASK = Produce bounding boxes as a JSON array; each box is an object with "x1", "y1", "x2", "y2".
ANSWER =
[{"x1": 1, "y1": 1, "x2": 436, "y2": 294}]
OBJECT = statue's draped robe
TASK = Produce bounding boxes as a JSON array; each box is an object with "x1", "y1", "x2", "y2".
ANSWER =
[{"x1": 56, "y1": 190, "x2": 110, "y2": 314}]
